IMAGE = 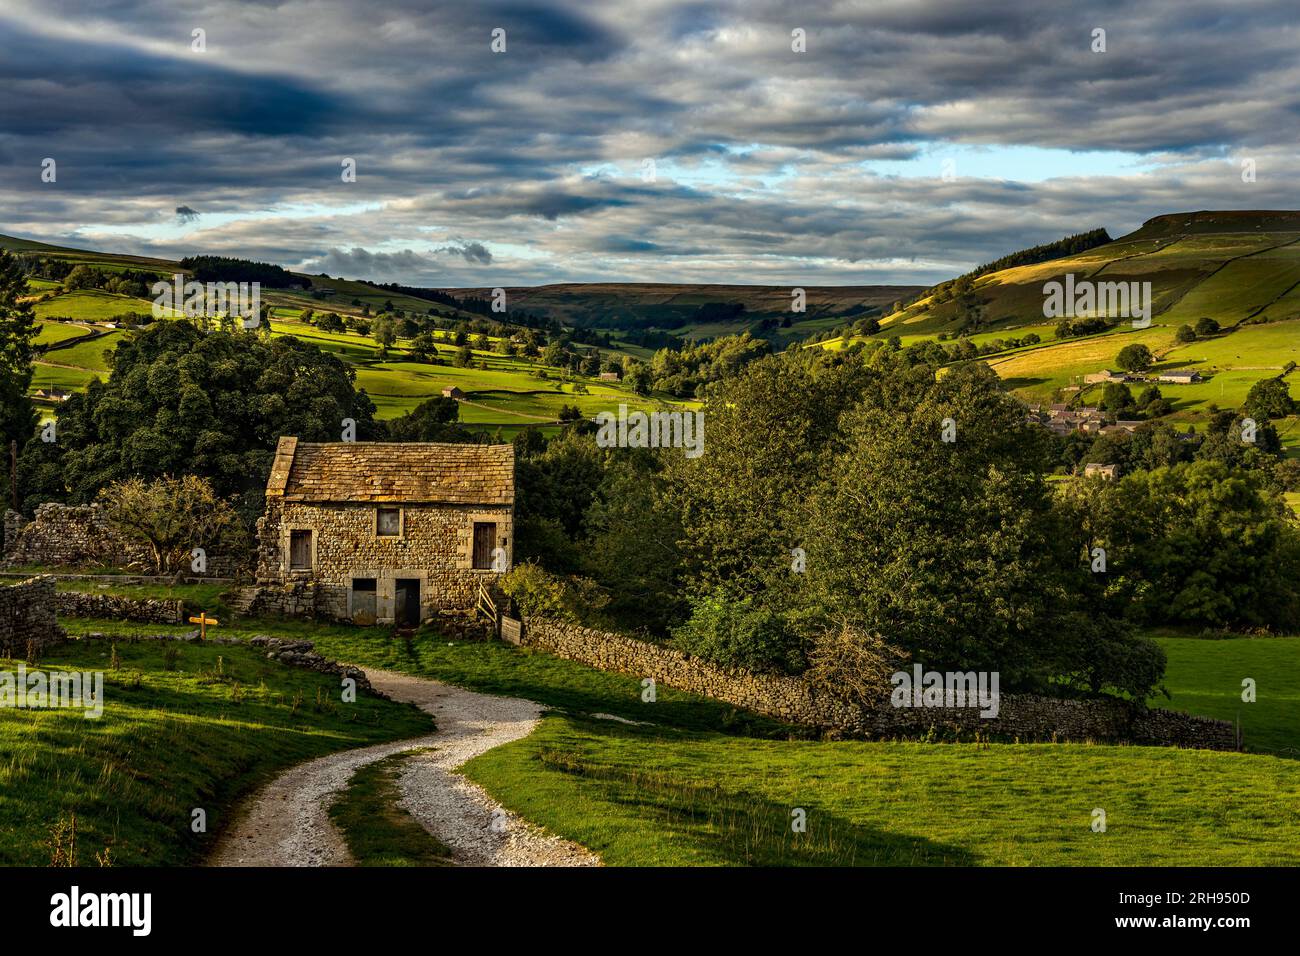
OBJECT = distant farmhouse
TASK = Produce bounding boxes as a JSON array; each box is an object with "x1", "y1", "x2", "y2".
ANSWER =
[
  {"x1": 1084, "y1": 463, "x2": 1121, "y2": 480},
  {"x1": 441, "y1": 386, "x2": 466, "y2": 399},
  {"x1": 1157, "y1": 369, "x2": 1203, "y2": 384},
  {"x1": 598, "y1": 371, "x2": 621, "y2": 382},
  {"x1": 33, "y1": 387, "x2": 72, "y2": 402},
  {"x1": 1083, "y1": 366, "x2": 1204, "y2": 386},
  {"x1": 1083, "y1": 369, "x2": 1136, "y2": 385},
  {"x1": 250, "y1": 437, "x2": 514, "y2": 625}
]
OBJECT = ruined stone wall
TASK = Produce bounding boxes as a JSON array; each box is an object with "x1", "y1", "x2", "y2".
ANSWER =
[
  {"x1": 255, "y1": 499, "x2": 512, "y2": 620},
  {"x1": 520, "y1": 618, "x2": 1238, "y2": 751},
  {"x1": 4, "y1": 502, "x2": 245, "y2": 575},
  {"x1": 4, "y1": 503, "x2": 149, "y2": 569},
  {"x1": 0, "y1": 576, "x2": 66, "y2": 657},
  {"x1": 3, "y1": 510, "x2": 24, "y2": 555}
]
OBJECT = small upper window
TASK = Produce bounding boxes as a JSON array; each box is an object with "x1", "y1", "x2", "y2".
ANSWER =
[{"x1": 377, "y1": 507, "x2": 401, "y2": 537}]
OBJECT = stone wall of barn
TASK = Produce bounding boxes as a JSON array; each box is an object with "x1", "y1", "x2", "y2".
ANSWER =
[
  {"x1": 254, "y1": 498, "x2": 512, "y2": 622},
  {"x1": 519, "y1": 617, "x2": 1239, "y2": 751}
]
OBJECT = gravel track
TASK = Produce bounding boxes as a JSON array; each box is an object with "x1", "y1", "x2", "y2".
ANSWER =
[{"x1": 209, "y1": 668, "x2": 598, "y2": 867}]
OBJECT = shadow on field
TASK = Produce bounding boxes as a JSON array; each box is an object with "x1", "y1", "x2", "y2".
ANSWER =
[{"x1": 536, "y1": 740, "x2": 977, "y2": 866}]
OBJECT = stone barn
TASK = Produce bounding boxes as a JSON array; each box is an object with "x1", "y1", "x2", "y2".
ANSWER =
[{"x1": 252, "y1": 437, "x2": 514, "y2": 625}]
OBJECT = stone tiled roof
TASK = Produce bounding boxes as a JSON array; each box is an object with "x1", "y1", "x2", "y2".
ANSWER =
[{"x1": 266, "y1": 437, "x2": 514, "y2": 505}]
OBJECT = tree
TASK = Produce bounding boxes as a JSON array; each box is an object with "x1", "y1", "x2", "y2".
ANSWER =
[
  {"x1": 1175, "y1": 324, "x2": 1197, "y2": 343},
  {"x1": 1100, "y1": 382, "x2": 1136, "y2": 416},
  {"x1": 1115, "y1": 343, "x2": 1154, "y2": 372},
  {"x1": 1194, "y1": 317, "x2": 1220, "y2": 336},
  {"x1": 796, "y1": 362, "x2": 1130, "y2": 691},
  {"x1": 408, "y1": 332, "x2": 439, "y2": 363},
  {"x1": 624, "y1": 362, "x2": 652, "y2": 395},
  {"x1": 385, "y1": 396, "x2": 467, "y2": 442},
  {"x1": 0, "y1": 250, "x2": 39, "y2": 484},
  {"x1": 371, "y1": 315, "x2": 397, "y2": 352},
  {"x1": 22, "y1": 320, "x2": 378, "y2": 520},
  {"x1": 1245, "y1": 376, "x2": 1296, "y2": 421},
  {"x1": 1083, "y1": 460, "x2": 1300, "y2": 630},
  {"x1": 317, "y1": 312, "x2": 345, "y2": 333},
  {"x1": 453, "y1": 344, "x2": 473, "y2": 367},
  {"x1": 99, "y1": 475, "x2": 246, "y2": 574}
]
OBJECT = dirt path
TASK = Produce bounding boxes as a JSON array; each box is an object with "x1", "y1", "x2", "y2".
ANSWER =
[{"x1": 209, "y1": 668, "x2": 598, "y2": 867}]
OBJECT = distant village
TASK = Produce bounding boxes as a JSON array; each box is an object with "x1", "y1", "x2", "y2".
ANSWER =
[{"x1": 1025, "y1": 366, "x2": 1205, "y2": 480}]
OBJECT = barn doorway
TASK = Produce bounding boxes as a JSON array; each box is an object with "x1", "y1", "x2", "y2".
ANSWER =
[
  {"x1": 394, "y1": 578, "x2": 421, "y2": 626},
  {"x1": 350, "y1": 577, "x2": 377, "y2": 625}
]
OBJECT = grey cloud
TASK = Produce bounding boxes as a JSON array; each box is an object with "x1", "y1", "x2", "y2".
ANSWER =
[{"x1": 1, "y1": 0, "x2": 1296, "y2": 285}]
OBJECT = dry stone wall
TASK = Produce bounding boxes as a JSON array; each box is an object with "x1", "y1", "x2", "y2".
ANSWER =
[
  {"x1": 520, "y1": 618, "x2": 1238, "y2": 751},
  {"x1": 52, "y1": 591, "x2": 183, "y2": 624},
  {"x1": 0, "y1": 576, "x2": 66, "y2": 657}
]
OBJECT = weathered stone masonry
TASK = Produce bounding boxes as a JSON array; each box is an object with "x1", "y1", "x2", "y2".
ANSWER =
[
  {"x1": 0, "y1": 576, "x2": 67, "y2": 657},
  {"x1": 3, "y1": 503, "x2": 243, "y2": 575},
  {"x1": 247, "y1": 437, "x2": 515, "y2": 624},
  {"x1": 4, "y1": 503, "x2": 151, "y2": 569},
  {"x1": 520, "y1": 618, "x2": 1238, "y2": 751},
  {"x1": 52, "y1": 591, "x2": 183, "y2": 625}
]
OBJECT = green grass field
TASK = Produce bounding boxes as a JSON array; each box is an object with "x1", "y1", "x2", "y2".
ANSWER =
[
  {"x1": 33, "y1": 290, "x2": 156, "y2": 322},
  {"x1": 15, "y1": 608, "x2": 1297, "y2": 867},
  {"x1": 35, "y1": 321, "x2": 93, "y2": 347},
  {"x1": 0, "y1": 637, "x2": 433, "y2": 866},
  {"x1": 464, "y1": 715, "x2": 1300, "y2": 865},
  {"x1": 303, "y1": 624, "x2": 1300, "y2": 866},
  {"x1": 1153, "y1": 634, "x2": 1299, "y2": 756}
]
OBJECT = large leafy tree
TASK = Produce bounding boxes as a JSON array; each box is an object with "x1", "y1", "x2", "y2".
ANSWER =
[
  {"x1": 666, "y1": 351, "x2": 878, "y2": 600},
  {"x1": 0, "y1": 250, "x2": 39, "y2": 489},
  {"x1": 22, "y1": 320, "x2": 378, "y2": 519},
  {"x1": 1083, "y1": 459, "x2": 1300, "y2": 630},
  {"x1": 796, "y1": 362, "x2": 1101, "y2": 690}
]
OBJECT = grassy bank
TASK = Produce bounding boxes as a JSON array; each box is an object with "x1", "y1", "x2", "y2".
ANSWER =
[{"x1": 0, "y1": 638, "x2": 433, "y2": 866}]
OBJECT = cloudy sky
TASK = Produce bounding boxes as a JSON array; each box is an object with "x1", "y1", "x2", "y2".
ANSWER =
[{"x1": 1, "y1": 0, "x2": 1296, "y2": 287}]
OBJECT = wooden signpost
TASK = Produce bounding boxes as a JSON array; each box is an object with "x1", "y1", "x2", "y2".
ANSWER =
[{"x1": 188, "y1": 612, "x2": 219, "y2": 640}]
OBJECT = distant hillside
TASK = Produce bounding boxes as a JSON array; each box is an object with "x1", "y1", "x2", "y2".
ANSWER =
[
  {"x1": 876, "y1": 210, "x2": 1300, "y2": 337},
  {"x1": 445, "y1": 282, "x2": 923, "y2": 340}
]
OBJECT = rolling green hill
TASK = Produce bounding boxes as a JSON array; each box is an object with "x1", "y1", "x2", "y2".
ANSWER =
[
  {"x1": 877, "y1": 210, "x2": 1300, "y2": 337},
  {"x1": 2, "y1": 235, "x2": 695, "y2": 433},
  {"x1": 811, "y1": 211, "x2": 1300, "y2": 449}
]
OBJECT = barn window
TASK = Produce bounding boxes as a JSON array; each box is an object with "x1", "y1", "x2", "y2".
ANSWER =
[
  {"x1": 471, "y1": 522, "x2": 497, "y2": 570},
  {"x1": 289, "y1": 530, "x2": 313, "y2": 570},
  {"x1": 377, "y1": 507, "x2": 401, "y2": 537}
]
